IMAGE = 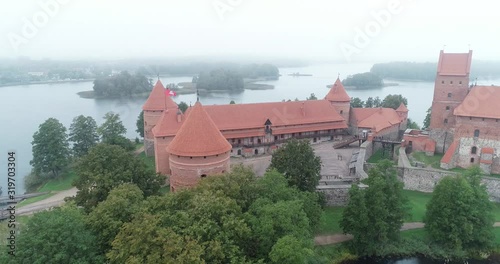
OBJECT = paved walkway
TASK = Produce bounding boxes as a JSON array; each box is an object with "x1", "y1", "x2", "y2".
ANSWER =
[
  {"x1": 17, "y1": 187, "x2": 78, "y2": 216},
  {"x1": 314, "y1": 222, "x2": 500, "y2": 246}
]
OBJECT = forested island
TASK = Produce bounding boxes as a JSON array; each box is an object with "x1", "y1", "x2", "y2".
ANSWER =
[
  {"x1": 341, "y1": 72, "x2": 384, "y2": 89},
  {"x1": 371, "y1": 61, "x2": 500, "y2": 81},
  {"x1": 78, "y1": 71, "x2": 151, "y2": 99}
]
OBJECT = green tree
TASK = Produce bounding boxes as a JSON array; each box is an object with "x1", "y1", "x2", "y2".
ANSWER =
[
  {"x1": 178, "y1": 101, "x2": 188, "y2": 113},
  {"x1": 69, "y1": 115, "x2": 99, "y2": 157},
  {"x1": 105, "y1": 135, "x2": 135, "y2": 151},
  {"x1": 365, "y1": 97, "x2": 374, "y2": 108},
  {"x1": 423, "y1": 106, "x2": 431, "y2": 129},
  {"x1": 74, "y1": 144, "x2": 164, "y2": 211},
  {"x1": 87, "y1": 183, "x2": 144, "y2": 254},
  {"x1": 424, "y1": 167, "x2": 494, "y2": 251},
  {"x1": 98, "y1": 112, "x2": 127, "y2": 142},
  {"x1": 268, "y1": 235, "x2": 313, "y2": 264},
  {"x1": 373, "y1": 96, "x2": 382, "y2": 107},
  {"x1": 268, "y1": 139, "x2": 322, "y2": 192},
  {"x1": 30, "y1": 118, "x2": 70, "y2": 178},
  {"x1": 381, "y1": 94, "x2": 408, "y2": 109},
  {"x1": 16, "y1": 205, "x2": 104, "y2": 264},
  {"x1": 108, "y1": 214, "x2": 205, "y2": 264},
  {"x1": 350, "y1": 97, "x2": 364, "y2": 108},
  {"x1": 306, "y1": 93, "x2": 317, "y2": 100},
  {"x1": 136, "y1": 111, "x2": 144, "y2": 138},
  {"x1": 230, "y1": 100, "x2": 236, "y2": 104},
  {"x1": 406, "y1": 118, "x2": 420, "y2": 129},
  {"x1": 340, "y1": 160, "x2": 409, "y2": 255},
  {"x1": 342, "y1": 72, "x2": 383, "y2": 88},
  {"x1": 340, "y1": 184, "x2": 370, "y2": 250}
]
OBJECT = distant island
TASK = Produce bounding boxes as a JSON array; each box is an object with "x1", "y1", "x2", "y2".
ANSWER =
[
  {"x1": 78, "y1": 71, "x2": 151, "y2": 99},
  {"x1": 371, "y1": 61, "x2": 500, "y2": 81},
  {"x1": 78, "y1": 64, "x2": 279, "y2": 98},
  {"x1": 325, "y1": 72, "x2": 398, "y2": 89}
]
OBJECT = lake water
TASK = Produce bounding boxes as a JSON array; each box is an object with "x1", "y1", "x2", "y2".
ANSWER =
[{"x1": 1, "y1": 63, "x2": 499, "y2": 193}]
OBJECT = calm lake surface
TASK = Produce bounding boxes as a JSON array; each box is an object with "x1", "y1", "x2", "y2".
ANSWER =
[{"x1": 1, "y1": 63, "x2": 499, "y2": 193}]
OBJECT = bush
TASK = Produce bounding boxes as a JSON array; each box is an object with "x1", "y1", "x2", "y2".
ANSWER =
[
  {"x1": 105, "y1": 135, "x2": 135, "y2": 151},
  {"x1": 24, "y1": 172, "x2": 46, "y2": 192}
]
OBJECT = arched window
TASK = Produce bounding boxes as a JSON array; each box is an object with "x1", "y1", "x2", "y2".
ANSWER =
[
  {"x1": 237, "y1": 149, "x2": 242, "y2": 155},
  {"x1": 254, "y1": 149, "x2": 258, "y2": 155},
  {"x1": 471, "y1": 146, "x2": 477, "y2": 154},
  {"x1": 474, "y1": 129, "x2": 480, "y2": 137}
]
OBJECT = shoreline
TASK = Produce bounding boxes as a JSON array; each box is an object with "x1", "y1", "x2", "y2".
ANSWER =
[{"x1": 0, "y1": 79, "x2": 95, "y2": 88}]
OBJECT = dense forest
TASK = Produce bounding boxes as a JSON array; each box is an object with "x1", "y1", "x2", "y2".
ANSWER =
[
  {"x1": 196, "y1": 69, "x2": 245, "y2": 92},
  {"x1": 92, "y1": 71, "x2": 151, "y2": 97},
  {"x1": 371, "y1": 61, "x2": 500, "y2": 81},
  {"x1": 342, "y1": 72, "x2": 383, "y2": 88}
]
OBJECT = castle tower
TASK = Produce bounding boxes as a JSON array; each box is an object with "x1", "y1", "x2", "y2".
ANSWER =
[
  {"x1": 152, "y1": 108, "x2": 184, "y2": 176},
  {"x1": 396, "y1": 102, "x2": 409, "y2": 129},
  {"x1": 167, "y1": 102, "x2": 232, "y2": 192},
  {"x1": 142, "y1": 80, "x2": 178, "y2": 156},
  {"x1": 325, "y1": 77, "x2": 351, "y2": 121},
  {"x1": 429, "y1": 50, "x2": 473, "y2": 152}
]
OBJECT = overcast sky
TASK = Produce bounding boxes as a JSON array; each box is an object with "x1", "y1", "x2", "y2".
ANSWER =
[{"x1": 1, "y1": 0, "x2": 498, "y2": 63}]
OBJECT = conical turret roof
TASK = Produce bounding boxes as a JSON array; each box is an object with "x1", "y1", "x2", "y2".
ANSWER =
[
  {"x1": 143, "y1": 80, "x2": 178, "y2": 111},
  {"x1": 167, "y1": 102, "x2": 232, "y2": 157},
  {"x1": 325, "y1": 77, "x2": 350, "y2": 102},
  {"x1": 396, "y1": 103, "x2": 409, "y2": 112}
]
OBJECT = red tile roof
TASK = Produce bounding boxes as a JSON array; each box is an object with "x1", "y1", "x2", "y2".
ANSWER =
[
  {"x1": 152, "y1": 109, "x2": 184, "y2": 137},
  {"x1": 482, "y1": 148, "x2": 494, "y2": 154},
  {"x1": 325, "y1": 77, "x2": 350, "y2": 102},
  {"x1": 396, "y1": 103, "x2": 409, "y2": 112},
  {"x1": 437, "y1": 50, "x2": 472, "y2": 76},
  {"x1": 167, "y1": 102, "x2": 232, "y2": 157},
  {"x1": 441, "y1": 140, "x2": 458, "y2": 164},
  {"x1": 454, "y1": 86, "x2": 500, "y2": 119},
  {"x1": 351, "y1": 108, "x2": 402, "y2": 132},
  {"x1": 143, "y1": 80, "x2": 178, "y2": 111},
  {"x1": 202, "y1": 100, "x2": 346, "y2": 131}
]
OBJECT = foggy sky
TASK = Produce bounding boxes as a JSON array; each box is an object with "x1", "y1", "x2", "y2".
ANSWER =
[{"x1": 1, "y1": 0, "x2": 499, "y2": 63}]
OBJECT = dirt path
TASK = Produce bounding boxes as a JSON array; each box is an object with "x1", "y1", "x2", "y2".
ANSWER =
[
  {"x1": 315, "y1": 222, "x2": 500, "y2": 246},
  {"x1": 17, "y1": 187, "x2": 78, "y2": 216},
  {"x1": 134, "y1": 146, "x2": 145, "y2": 155}
]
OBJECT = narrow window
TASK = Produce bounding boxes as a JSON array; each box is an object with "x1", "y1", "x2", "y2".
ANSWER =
[
  {"x1": 258, "y1": 139, "x2": 261, "y2": 144},
  {"x1": 444, "y1": 119, "x2": 448, "y2": 124},
  {"x1": 237, "y1": 149, "x2": 242, "y2": 155},
  {"x1": 450, "y1": 81, "x2": 453, "y2": 84},
  {"x1": 201, "y1": 174, "x2": 207, "y2": 178},
  {"x1": 340, "y1": 110, "x2": 344, "y2": 114},
  {"x1": 447, "y1": 93, "x2": 452, "y2": 98},
  {"x1": 445, "y1": 106, "x2": 450, "y2": 110},
  {"x1": 441, "y1": 80, "x2": 445, "y2": 84},
  {"x1": 471, "y1": 146, "x2": 477, "y2": 154},
  {"x1": 459, "y1": 81, "x2": 462, "y2": 85},
  {"x1": 254, "y1": 149, "x2": 258, "y2": 155},
  {"x1": 470, "y1": 158, "x2": 475, "y2": 163},
  {"x1": 474, "y1": 129, "x2": 480, "y2": 137}
]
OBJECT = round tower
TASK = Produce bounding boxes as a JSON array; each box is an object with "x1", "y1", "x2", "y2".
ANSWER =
[
  {"x1": 325, "y1": 77, "x2": 351, "y2": 121},
  {"x1": 167, "y1": 102, "x2": 232, "y2": 192},
  {"x1": 142, "y1": 80, "x2": 177, "y2": 156},
  {"x1": 396, "y1": 102, "x2": 409, "y2": 129},
  {"x1": 152, "y1": 108, "x2": 184, "y2": 177}
]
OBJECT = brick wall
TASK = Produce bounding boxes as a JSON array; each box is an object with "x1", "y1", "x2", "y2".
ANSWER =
[{"x1": 144, "y1": 110, "x2": 163, "y2": 156}]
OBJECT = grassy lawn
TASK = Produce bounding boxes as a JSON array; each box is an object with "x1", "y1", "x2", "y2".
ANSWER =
[
  {"x1": 403, "y1": 190, "x2": 432, "y2": 222},
  {"x1": 135, "y1": 142, "x2": 144, "y2": 151},
  {"x1": 37, "y1": 170, "x2": 77, "y2": 193},
  {"x1": 411, "y1": 152, "x2": 444, "y2": 169},
  {"x1": 138, "y1": 152, "x2": 156, "y2": 171},
  {"x1": 18, "y1": 193, "x2": 55, "y2": 208},
  {"x1": 315, "y1": 207, "x2": 344, "y2": 234},
  {"x1": 367, "y1": 149, "x2": 387, "y2": 163}
]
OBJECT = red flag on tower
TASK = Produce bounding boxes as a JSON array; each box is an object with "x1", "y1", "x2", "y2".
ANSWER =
[{"x1": 165, "y1": 88, "x2": 177, "y2": 97}]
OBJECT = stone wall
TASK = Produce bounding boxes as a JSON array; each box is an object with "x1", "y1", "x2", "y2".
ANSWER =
[
  {"x1": 355, "y1": 141, "x2": 371, "y2": 179},
  {"x1": 317, "y1": 184, "x2": 368, "y2": 206},
  {"x1": 398, "y1": 147, "x2": 500, "y2": 202}
]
